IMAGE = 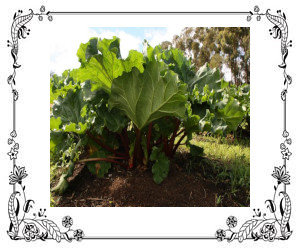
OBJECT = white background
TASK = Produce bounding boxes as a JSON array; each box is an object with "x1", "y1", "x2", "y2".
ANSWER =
[{"x1": 0, "y1": 0, "x2": 299, "y2": 249}]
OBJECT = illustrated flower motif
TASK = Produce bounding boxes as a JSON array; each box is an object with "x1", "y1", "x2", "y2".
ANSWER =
[
  {"x1": 256, "y1": 15, "x2": 261, "y2": 21},
  {"x1": 226, "y1": 216, "x2": 237, "y2": 228},
  {"x1": 62, "y1": 216, "x2": 73, "y2": 228},
  {"x1": 14, "y1": 143, "x2": 19, "y2": 150},
  {"x1": 215, "y1": 229, "x2": 226, "y2": 241},
  {"x1": 272, "y1": 165, "x2": 290, "y2": 185},
  {"x1": 246, "y1": 15, "x2": 252, "y2": 22},
  {"x1": 260, "y1": 222, "x2": 277, "y2": 242},
  {"x1": 254, "y1": 5, "x2": 260, "y2": 12},
  {"x1": 280, "y1": 143, "x2": 286, "y2": 150},
  {"x1": 22, "y1": 222, "x2": 40, "y2": 242},
  {"x1": 73, "y1": 229, "x2": 84, "y2": 241},
  {"x1": 10, "y1": 130, "x2": 17, "y2": 138},
  {"x1": 9, "y1": 165, "x2": 28, "y2": 185},
  {"x1": 282, "y1": 130, "x2": 289, "y2": 138},
  {"x1": 7, "y1": 148, "x2": 18, "y2": 160},
  {"x1": 8, "y1": 138, "x2": 14, "y2": 145},
  {"x1": 40, "y1": 5, "x2": 45, "y2": 12},
  {"x1": 281, "y1": 148, "x2": 292, "y2": 160},
  {"x1": 286, "y1": 138, "x2": 292, "y2": 145}
]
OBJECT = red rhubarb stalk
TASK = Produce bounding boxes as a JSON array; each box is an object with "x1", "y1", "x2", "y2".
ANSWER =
[{"x1": 86, "y1": 130, "x2": 126, "y2": 157}]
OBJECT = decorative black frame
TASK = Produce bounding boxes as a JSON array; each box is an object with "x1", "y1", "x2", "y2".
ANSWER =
[{"x1": 6, "y1": 5, "x2": 293, "y2": 242}]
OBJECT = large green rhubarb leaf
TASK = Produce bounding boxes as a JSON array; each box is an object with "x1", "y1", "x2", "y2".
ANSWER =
[
  {"x1": 145, "y1": 44, "x2": 195, "y2": 84},
  {"x1": 217, "y1": 97, "x2": 244, "y2": 131},
  {"x1": 77, "y1": 37, "x2": 98, "y2": 64},
  {"x1": 109, "y1": 61, "x2": 187, "y2": 130},
  {"x1": 52, "y1": 88, "x2": 88, "y2": 134},
  {"x1": 188, "y1": 63, "x2": 222, "y2": 93},
  {"x1": 77, "y1": 37, "x2": 144, "y2": 92}
]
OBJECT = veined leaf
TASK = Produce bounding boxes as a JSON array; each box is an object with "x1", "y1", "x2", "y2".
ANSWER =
[
  {"x1": 93, "y1": 102, "x2": 128, "y2": 133},
  {"x1": 145, "y1": 44, "x2": 195, "y2": 84},
  {"x1": 77, "y1": 37, "x2": 98, "y2": 64},
  {"x1": 188, "y1": 63, "x2": 222, "y2": 93},
  {"x1": 217, "y1": 97, "x2": 244, "y2": 131},
  {"x1": 50, "y1": 69, "x2": 81, "y2": 105},
  {"x1": 77, "y1": 37, "x2": 144, "y2": 92},
  {"x1": 109, "y1": 61, "x2": 187, "y2": 130},
  {"x1": 52, "y1": 88, "x2": 88, "y2": 134}
]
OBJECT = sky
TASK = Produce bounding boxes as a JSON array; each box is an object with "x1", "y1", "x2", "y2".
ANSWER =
[
  {"x1": 50, "y1": 27, "x2": 231, "y2": 81},
  {"x1": 50, "y1": 27, "x2": 184, "y2": 75}
]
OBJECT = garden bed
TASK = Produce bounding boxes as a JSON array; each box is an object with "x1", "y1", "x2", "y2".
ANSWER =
[{"x1": 52, "y1": 147, "x2": 249, "y2": 207}]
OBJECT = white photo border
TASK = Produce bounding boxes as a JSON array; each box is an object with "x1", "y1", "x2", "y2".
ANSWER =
[{"x1": 6, "y1": 5, "x2": 293, "y2": 243}]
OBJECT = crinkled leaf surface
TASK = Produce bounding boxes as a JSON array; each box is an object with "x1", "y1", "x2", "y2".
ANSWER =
[
  {"x1": 52, "y1": 88, "x2": 88, "y2": 134},
  {"x1": 145, "y1": 44, "x2": 195, "y2": 84},
  {"x1": 93, "y1": 102, "x2": 128, "y2": 133},
  {"x1": 109, "y1": 61, "x2": 187, "y2": 130},
  {"x1": 188, "y1": 63, "x2": 222, "y2": 93},
  {"x1": 150, "y1": 147, "x2": 170, "y2": 184},
  {"x1": 77, "y1": 37, "x2": 98, "y2": 64},
  {"x1": 198, "y1": 109, "x2": 228, "y2": 135},
  {"x1": 77, "y1": 37, "x2": 144, "y2": 92},
  {"x1": 80, "y1": 81, "x2": 129, "y2": 134},
  {"x1": 217, "y1": 97, "x2": 244, "y2": 131}
]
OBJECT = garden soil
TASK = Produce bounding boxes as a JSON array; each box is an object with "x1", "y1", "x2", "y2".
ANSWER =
[{"x1": 53, "y1": 161, "x2": 249, "y2": 207}]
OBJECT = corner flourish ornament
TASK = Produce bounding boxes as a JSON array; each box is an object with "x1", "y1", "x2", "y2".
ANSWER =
[
  {"x1": 7, "y1": 6, "x2": 53, "y2": 99},
  {"x1": 217, "y1": 6, "x2": 293, "y2": 243}
]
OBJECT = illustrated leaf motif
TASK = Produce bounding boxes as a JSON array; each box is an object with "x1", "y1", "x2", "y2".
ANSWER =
[
  {"x1": 8, "y1": 192, "x2": 20, "y2": 236},
  {"x1": 265, "y1": 199, "x2": 276, "y2": 213},
  {"x1": 283, "y1": 12, "x2": 286, "y2": 20},
  {"x1": 42, "y1": 219, "x2": 61, "y2": 242},
  {"x1": 238, "y1": 219, "x2": 258, "y2": 242},
  {"x1": 62, "y1": 232, "x2": 72, "y2": 242},
  {"x1": 280, "y1": 192, "x2": 291, "y2": 236},
  {"x1": 227, "y1": 232, "x2": 237, "y2": 242}
]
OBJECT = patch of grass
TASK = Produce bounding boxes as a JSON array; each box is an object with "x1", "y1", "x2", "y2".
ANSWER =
[{"x1": 177, "y1": 133, "x2": 250, "y2": 202}]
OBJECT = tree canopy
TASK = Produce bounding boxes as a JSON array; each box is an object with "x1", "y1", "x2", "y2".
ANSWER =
[{"x1": 172, "y1": 27, "x2": 250, "y2": 85}]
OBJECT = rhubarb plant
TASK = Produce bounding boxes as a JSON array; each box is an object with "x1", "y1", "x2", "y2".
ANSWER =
[{"x1": 50, "y1": 37, "x2": 249, "y2": 193}]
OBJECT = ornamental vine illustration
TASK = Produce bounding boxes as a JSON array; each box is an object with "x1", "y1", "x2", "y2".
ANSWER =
[
  {"x1": 5, "y1": 4, "x2": 293, "y2": 243},
  {"x1": 216, "y1": 6, "x2": 293, "y2": 242},
  {"x1": 7, "y1": 6, "x2": 84, "y2": 242}
]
